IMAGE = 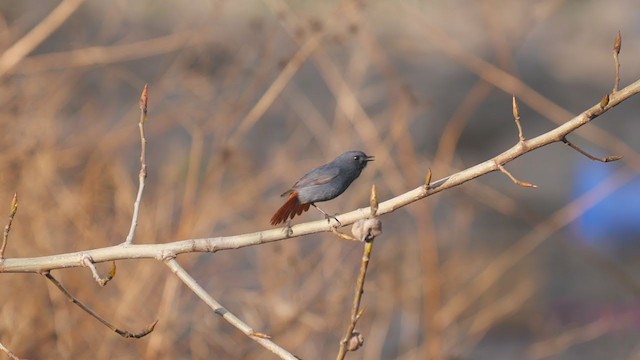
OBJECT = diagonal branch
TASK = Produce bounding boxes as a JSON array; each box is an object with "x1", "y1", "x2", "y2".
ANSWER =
[
  {"x1": 0, "y1": 341, "x2": 20, "y2": 360},
  {"x1": 0, "y1": 0, "x2": 87, "y2": 78},
  {"x1": 164, "y1": 258, "x2": 298, "y2": 360},
  {"x1": 43, "y1": 272, "x2": 157, "y2": 338},
  {"x1": 561, "y1": 136, "x2": 622, "y2": 163},
  {"x1": 0, "y1": 78, "x2": 639, "y2": 273},
  {"x1": 496, "y1": 163, "x2": 538, "y2": 188}
]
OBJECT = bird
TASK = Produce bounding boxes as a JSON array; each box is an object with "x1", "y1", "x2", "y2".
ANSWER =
[{"x1": 270, "y1": 150, "x2": 374, "y2": 225}]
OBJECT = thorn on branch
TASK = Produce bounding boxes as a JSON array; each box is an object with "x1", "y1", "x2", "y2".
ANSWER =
[
  {"x1": 425, "y1": 168, "x2": 432, "y2": 190},
  {"x1": 496, "y1": 163, "x2": 538, "y2": 188},
  {"x1": 43, "y1": 272, "x2": 157, "y2": 338},
  {"x1": 613, "y1": 31, "x2": 621, "y2": 93},
  {"x1": 512, "y1": 96, "x2": 525, "y2": 142},
  {"x1": 561, "y1": 136, "x2": 622, "y2": 163},
  {"x1": 0, "y1": 193, "x2": 18, "y2": 260}
]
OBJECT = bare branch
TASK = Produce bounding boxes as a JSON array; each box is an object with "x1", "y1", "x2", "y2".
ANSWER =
[
  {"x1": 123, "y1": 85, "x2": 149, "y2": 246},
  {"x1": 561, "y1": 137, "x2": 622, "y2": 163},
  {"x1": 496, "y1": 163, "x2": 538, "y2": 188},
  {"x1": 164, "y1": 258, "x2": 298, "y2": 360},
  {"x1": 613, "y1": 31, "x2": 622, "y2": 92},
  {"x1": 1, "y1": 79, "x2": 639, "y2": 274},
  {"x1": 43, "y1": 272, "x2": 157, "y2": 338},
  {"x1": 0, "y1": 193, "x2": 18, "y2": 260}
]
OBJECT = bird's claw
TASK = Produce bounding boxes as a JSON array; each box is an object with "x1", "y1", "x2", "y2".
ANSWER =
[
  {"x1": 325, "y1": 214, "x2": 341, "y2": 228},
  {"x1": 282, "y1": 221, "x2": 294, "y2": 236}
]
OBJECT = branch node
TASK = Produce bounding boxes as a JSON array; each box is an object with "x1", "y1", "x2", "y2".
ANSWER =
[
  {"x1": 599, "y1": 94, "x2": 610, "y2": 109},
  {"x1": 351, "y1": 218, "x2": 382, "y2": 243},
  {"x1": 81, "y1": 255, "x2": 115, "y2": 286},
  {"x1": 496, "y1": 162, "x2": 538, "y2": 188},
  {"x1": 561, "y1": 136, "x2": 622, "y2": 163}
]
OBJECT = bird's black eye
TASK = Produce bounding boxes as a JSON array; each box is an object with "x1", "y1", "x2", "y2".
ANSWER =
[{"x1": 353, "y1": 156, "x2": 360, "y2": 161}]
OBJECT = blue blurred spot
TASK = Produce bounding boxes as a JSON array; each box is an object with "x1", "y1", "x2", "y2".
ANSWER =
[{"x1": 572, "y1": 160, "x2": 640, "y2": 250}]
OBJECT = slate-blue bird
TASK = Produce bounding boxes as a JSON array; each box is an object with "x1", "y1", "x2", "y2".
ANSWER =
[{"x1": 270, "y1": 150, "x2": 374, "y2": 225}]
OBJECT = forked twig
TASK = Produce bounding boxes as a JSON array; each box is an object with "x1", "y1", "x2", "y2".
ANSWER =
[
  {"x1": 124, "y1": 85, "x2": 149, "y2": 245},
  {"x1": 0, "y1": 193, "x2": 18, "y2": 260},
  {"x1": 43, "y1": 272, "x2": 157, "y2": 338}
]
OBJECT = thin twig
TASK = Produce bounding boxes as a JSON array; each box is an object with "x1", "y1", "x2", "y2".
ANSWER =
[
  {"x1": 0, "y1": 341, "x2": 20, "y2": 360},
  {"x1": 613, "y1": 31, "x2": 621, "y2": 93},
  {"x1": 561, "y1": 137, "x2": 622, "y2": 163},
  {"x1": 496, "y1": 163, "x2": 538, "y2": 188},
  {"x1": 81, "y1": 254, "x2": 116, "y2": 286},
  {"x1": 336, "y1": 240, "x2": 375, "y2": 359},
  {"x1": 512, "y1": 96, "x2": 525, "y2": 142},
  {"x1": 164, "y1": 258, "x2": 298, "y2": 360},
  {"x1": 0, "y1": 193, "x2": 18, "y2": 260},
  {"x1": 43, "y1": 272, "x2": 157, "y2": 338},
  {"x1": 124, "y1": 85, "x2": 149, "y2": 245}
]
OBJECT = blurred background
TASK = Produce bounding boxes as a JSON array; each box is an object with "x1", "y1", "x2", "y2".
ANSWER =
[{"x1": 0, "y1": 0, "x2": 639, "y2": 359}]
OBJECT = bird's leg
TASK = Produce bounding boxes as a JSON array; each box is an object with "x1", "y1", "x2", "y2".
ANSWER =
[
  {"x1": 282, "y1": 220, "x2": 294, "y2": 236},
  {"x1": 311, "y1": 203, "x2": 341, "y2": 227}
]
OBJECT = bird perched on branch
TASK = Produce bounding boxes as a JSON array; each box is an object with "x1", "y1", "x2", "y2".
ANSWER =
[{"x1": 270, "y1": 150, "x2": 374, "y2": 225}]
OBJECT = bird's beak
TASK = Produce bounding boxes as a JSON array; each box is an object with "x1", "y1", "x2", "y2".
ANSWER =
[{"x1": 365, "y1": 155, "x2": 375, "y2": 162}]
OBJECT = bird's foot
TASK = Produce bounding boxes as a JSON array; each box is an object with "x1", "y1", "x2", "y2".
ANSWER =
[
  {"x1": 325, "y1": 213, "x2": 342, "y2": 228},
  {"x1": 281, "y1": 220, "x2": 294, "y2": 237}
]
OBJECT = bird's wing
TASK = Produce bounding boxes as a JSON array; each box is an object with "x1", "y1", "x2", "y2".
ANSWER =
[{"x1": 292, "y1": 165, "x2": 340, "y2": 189}]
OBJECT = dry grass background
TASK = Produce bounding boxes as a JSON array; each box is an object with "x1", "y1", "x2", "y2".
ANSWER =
[{"x1": 1, "y1": 0, "x2": 640, "y2": 359}]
